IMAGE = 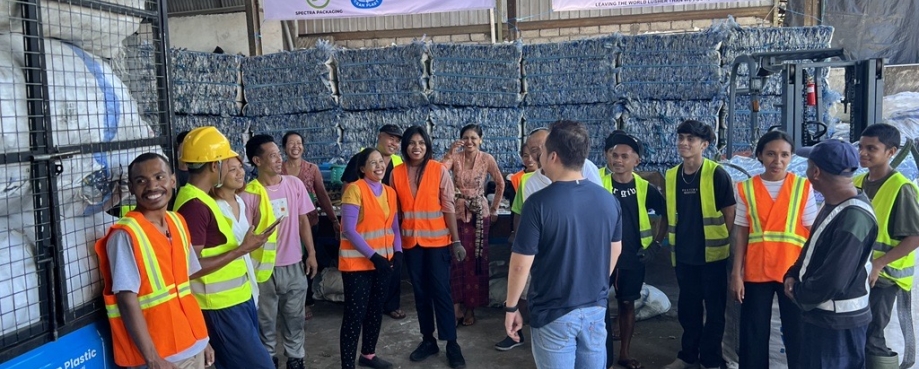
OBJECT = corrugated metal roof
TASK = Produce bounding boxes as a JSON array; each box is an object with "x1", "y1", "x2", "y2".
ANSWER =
[
  {"x1": 515, "y1": 0, "x2": 775, "y2": 22},
  {"x1": 167, "y1": 0, "x2": 245, "y2": 15},
  {"x1": 299, "y1": 8, "x2": 492, "y2": 34}
]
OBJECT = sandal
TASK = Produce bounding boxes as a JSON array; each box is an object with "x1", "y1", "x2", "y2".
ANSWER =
[
  {"x1": 386, "y1": 309, "x2": 406, "y2": 320},
  {"x1": 304, "y1": 306, "x2": 313, "y2": 320},
  {"x1": 617, "y1": 358, "x2": 643, "y2": 369},
  {"x1": 462, "y1": 312, "x2": 476, "y2": 326}
]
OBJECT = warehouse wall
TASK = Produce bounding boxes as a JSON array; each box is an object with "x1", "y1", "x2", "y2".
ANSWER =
[
  {"x1": 167, "y1": 12, "x2": 285, "y2": 55},
  {"x1": 332, "y1": 15, "x2": 771, "y2": 49}
]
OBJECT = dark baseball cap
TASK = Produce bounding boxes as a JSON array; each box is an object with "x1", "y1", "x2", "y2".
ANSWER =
[
  {"x1": 800, "y1": 139, "x2": 859, "y2": 176},
  {"x1": 379, "y1": 124, "x2": 403, "y2": 138},
  {"x1": 605, "y1": 130, "x2": 642, "y2": 157}
]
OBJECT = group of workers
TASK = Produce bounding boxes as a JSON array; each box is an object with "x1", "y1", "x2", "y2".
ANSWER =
[{"x1": 93, "y1": 116, "x2": 916, "y2": 369}]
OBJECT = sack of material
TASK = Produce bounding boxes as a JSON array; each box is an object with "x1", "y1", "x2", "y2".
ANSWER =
[
  {"x1": 0, "y1": 0, "x2": 144, "y2": 59},
  {"x1": 0, "y1": 226, "x2": 39, "y2": 336},
  {"x1": 312, "y1": 267, "x2": 345, "y2": 303},
  {"x1": 60, "y1": 211, "x2": 116, "y2": 310}
]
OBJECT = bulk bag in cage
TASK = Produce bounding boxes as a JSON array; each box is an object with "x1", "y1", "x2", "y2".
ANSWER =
[
  {"x1": 0, "y1": 0, "x2": 144, "y2": 59},
  {"x1": 2, "y1": 34, "x2": 153, "y2": 148},
  {"x1": 60, "y1": 210, "x2": 115, "y2": 309},
  {"x1": 58, "y1": 146, "x2": 164, "y2": 218},
  {"x1": 0, "y1": 40, "x2": 28, "y2": 154},
  {"x1": 0, "y1": 227, "x2": 40, "y2": 335}
]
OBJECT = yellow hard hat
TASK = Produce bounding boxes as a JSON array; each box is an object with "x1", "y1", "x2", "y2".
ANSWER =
[{"x1": 180, "y1": 126, "x2": 239, "y2": 164}]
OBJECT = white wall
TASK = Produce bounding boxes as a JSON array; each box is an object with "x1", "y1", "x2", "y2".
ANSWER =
[{"x1": 167, "y1": 12, "x2": 284, "y2": 56}]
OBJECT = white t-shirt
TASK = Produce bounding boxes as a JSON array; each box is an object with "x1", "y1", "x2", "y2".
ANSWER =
[
  {"x1": 733, "y1": 176, "x2": 818, "y2": 228},
  {"x1": 522, "y1": 159, "x2": 604, "y2": 201},
  {"x1": 216, "y1": 195, "x2": 260, "y2": 305}
]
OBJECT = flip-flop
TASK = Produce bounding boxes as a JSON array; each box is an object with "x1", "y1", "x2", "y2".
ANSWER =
[
  {"x1": 617, "y1": 358, "x2": 643, "y2": 369},
  {"x1": 304, "y1": 306, "x2": 314, "y2": 320},
  {"x1": 387, "y1": 309, "x2": 406, "y2": 320}
]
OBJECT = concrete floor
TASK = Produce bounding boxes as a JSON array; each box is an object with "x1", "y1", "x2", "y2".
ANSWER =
[{"x1": 299, "y1": 243, "x2": 685, "y2": 369}]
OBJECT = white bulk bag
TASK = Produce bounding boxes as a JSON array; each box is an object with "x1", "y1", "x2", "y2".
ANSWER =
[
  {"x1": 0, "y1": 227, "x2": 40, "y2": 335},
  {"x1": 0, "y1": 0, "x2": 144, "y2": 59},
  {"x1": 61, "y1": 210, "x2": 115, "y2": 309}
]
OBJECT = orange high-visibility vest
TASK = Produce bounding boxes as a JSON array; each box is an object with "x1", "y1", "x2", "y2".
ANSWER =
[
  {"x1": 94, "y1": 211, "x2": 209, "y2": 367},
  {"x1": 510, "y1": 170, "x2": 525, "y2": 192},
  {"x1": 392, "y1": 160, "x2": 451, "y2": 248},
  {"x1": 737, "y1": 174, "x2": 811, "y2": 283},
  {"x1": 340, "y1": 180, "x2": 398, "y2": 271}
]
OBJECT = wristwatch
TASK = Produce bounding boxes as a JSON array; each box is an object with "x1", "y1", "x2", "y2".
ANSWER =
[{"x1": 504, "y1": 302, "x2": 518, "y2": 313}]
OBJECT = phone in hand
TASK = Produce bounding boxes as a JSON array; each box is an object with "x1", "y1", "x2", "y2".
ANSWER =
[{"x1": 260, "y1": 215, "x2": 287, "y2": 235}]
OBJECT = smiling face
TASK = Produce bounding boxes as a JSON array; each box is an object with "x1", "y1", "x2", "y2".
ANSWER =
[
  {"x1": 606, "y1": 144, "x2": 639, "y2": 175},
  {"x1": 461, "y1": 129, "x2": 482, "y2": 153},
  {"x1": 757, "y1": 138, "x2": 793, "y2": 180},
  {"x1": 129, "y1": 157, "x2": 175, "y2": 211},
  {"x1": 677, "y1": 133, "x2": 708, "y2": 159},
  {"x1": 377, "y1": 132, "x2": 401, "y2": 157},
  {"x1": 520, "y1": 150, "x2": 538, "y2": 172},
  {"x1": 361, "y1": 151, "x2": 386, "y2": 183},
  {"x1": 219, "y1": 157, "x2": 246, "y2": 191},
  {"x1": 406, "y1": 133, "x2": 427, "y2": 163},
  {"x1": 255, "y1": 142, "x2": 283, "y2": 176},
  {"x1": 858, "y1": 135, "x2": 895, "y2": 171},
  {"x1": 526, "y1": 131, "x2": 548, "y2": 168},
  {"x1": 284, "y1": 134, "x2": 303, "y2": 160}
]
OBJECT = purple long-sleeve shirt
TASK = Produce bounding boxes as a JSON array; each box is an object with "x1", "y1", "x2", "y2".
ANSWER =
[{"x1": 341, "y1": 179, "x2": 402, "y2": 259}]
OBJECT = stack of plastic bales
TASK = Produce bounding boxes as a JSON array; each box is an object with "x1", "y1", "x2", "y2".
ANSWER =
[
  {"x1": 430, "y1": 107, "x2": 523, "y2": 175},
  {"x1": 251, "y1": 111, "x2": 341, "y2": 164},
  {"x1": 427, "y1": 42, "x2": 522, "y2": 108},
  {"x1": 617, "y1": 31, "x2": 726, "y2": 171},
  {"x1": 172, "y1": 49, "x2": 243, "y2": 117},
  {"x1": 622, "y1": 99, "x2": 723, "y2": 173},
  {"x1": 339, "y1": 108, "x2": 430, "y2": 160},
  {"x1": 522, "y1": 36, "x2": 618, "y2": 106},
  {"x1": 523, "y1": 104, "x2": 621, "y2": 166},
  {"x1": 117, "y1": 35, "x2": 158, "y2": 121},
  {"x1": 242, "y1": 44, "x2": 336, "y2": 117},
  {"x1": 335, "y1": 42, "x2": 428, "y2": 111},
  {"x1": 720, "y1": 20, "x2": 835, "y2": 154}
]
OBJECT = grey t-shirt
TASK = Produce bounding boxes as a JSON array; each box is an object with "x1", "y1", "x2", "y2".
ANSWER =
[{"x1": 106, "y1": 229, "x2": 208, "y2": 363}]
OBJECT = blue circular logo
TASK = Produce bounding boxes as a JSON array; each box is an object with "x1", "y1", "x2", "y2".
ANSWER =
[{"x1": 352, "y1": 0, "x2": 382, "y2": 9}]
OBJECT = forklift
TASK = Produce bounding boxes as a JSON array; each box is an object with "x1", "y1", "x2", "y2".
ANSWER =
[{"x1": 724, "y1": 48, "x2": 885, "y2": 158}]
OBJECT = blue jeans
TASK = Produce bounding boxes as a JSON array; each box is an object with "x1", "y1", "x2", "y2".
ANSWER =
[{"x1": 530, "y1": 306, "x2": 607, "y2": 369}]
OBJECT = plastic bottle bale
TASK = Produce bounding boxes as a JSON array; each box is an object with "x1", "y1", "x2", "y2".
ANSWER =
[
  {"x1": 335, "y1": 43, "x2": 429, "y2": 111},
  {"x1": 0, "y1": 226, "x2": 40, "y2": 335},
  {"x1": 619, "y1": 30, "x2": 726, "y2": 53},
  {"x1": 0, "y1": 0, "x2": 144, "y2": 59},
  {"x1": 251, "y1": 110, "x2": 341, "y2": 144},
  {"x1": 522, "y1": 35, "x2": 619, "y2": 106},
  {"x1": 430, "y1": 107, "x2": 522, "y2": 139},
  {"x1": 0, "y1": 44, "x2": 28, "y2": 155},
  {"x1": 171, "y1": 50, "x2": 243, "y2": 116},
  {"x1": 3, "y1": 35, "x2": 154, "y2": 147},
  {"x1": 427, "y1": 42, "x2": 522, "y2": 108},
  {"x1": 60, "y1": 211, "x2": 115, "y2": 310},
  {"x1": 114, "y1": 35, "x2": 158, "y2": 120},
  {"x1": 241, "y1": 43, "x2": 336, "y2": 116}
]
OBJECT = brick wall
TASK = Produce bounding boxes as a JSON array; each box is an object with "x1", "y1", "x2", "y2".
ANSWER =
[{"x1": 331, "y1": 16, "x2": 770, "y2": 49}]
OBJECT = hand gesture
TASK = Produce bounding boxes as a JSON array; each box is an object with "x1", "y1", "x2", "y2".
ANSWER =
[
  {"x1": 239, "y1": 225, "x2": 270, "y2": 254},
  {"x1": 451, "y1": 140, "x2": 464, "y2": 153}
]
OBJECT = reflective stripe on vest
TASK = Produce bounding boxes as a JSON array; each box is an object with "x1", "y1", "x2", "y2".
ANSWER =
[
  {"x1": 94, "y1": 211, "x2": 209, "y2": 367},
  {"x1": 800, "y1": 197, "x2": 875, "y2": 313},
  {"x1": 738, "y1": 174, "x2": 810, "y2": 283},
  {"x1": 244, "y1": 180, "x2": 279, "y2": 282},
  {"x1": 855, "y1": 172, "x2": 918, "y2": 291},
  {"x1": 340, "y1": 180, "x2": 398, "y2": 271},
  {"x1": 599, "y1": 168, "x2": 654, "y2": 249},
  {"x1": 392, "y1": 160, "x2": 451, "y2": 248},
  {"x1": 666, "y1": 159, "x2": 730, "y2": 265},
  {"x1": 174, "y1": 184, "x2": 252, "y2": 309}
]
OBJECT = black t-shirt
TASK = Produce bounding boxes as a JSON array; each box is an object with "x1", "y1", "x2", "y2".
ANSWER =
[
  {"x1": 612, "y1": 178, "x2": 666, "y2": 270},
  {"x1": 341, "y1": 153, "x2": 396, "y2": 184},
  {"x1": 514, "y1": 180, "x2": 622, "y2": 328},
  {"x1": 674, "y1": 164, "x2": 736, "y2": 265}
]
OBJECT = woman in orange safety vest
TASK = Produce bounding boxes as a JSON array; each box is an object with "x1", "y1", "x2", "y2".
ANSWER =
[
  {"x1": 389, "y1": 126, "x2": 467, "y2": 368},
  {"x1": 338, "y1": 148, "x2": 401, "y2": 369},
  {"x1": 730, "y1": 130, "x2": 818, "y2": 369}
]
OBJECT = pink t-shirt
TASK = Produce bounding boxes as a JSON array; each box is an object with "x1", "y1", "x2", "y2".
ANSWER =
[{"x1": 242, "y1": 175, "x2": 315, "y2": 267}]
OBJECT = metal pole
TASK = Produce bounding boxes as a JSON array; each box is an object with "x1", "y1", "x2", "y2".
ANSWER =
[{"x1": 489, "y1": 8, "x2": 497, "y2": 44}]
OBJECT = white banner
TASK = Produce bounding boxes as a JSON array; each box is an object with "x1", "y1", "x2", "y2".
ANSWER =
[
  {"x1": 552, "y1": 0, "x2": 742, "y2": 11},
  {"x1": 265, "y1": 0, "x2": 496, "y2": 21}
]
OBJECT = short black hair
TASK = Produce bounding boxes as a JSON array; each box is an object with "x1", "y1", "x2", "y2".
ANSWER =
[
  {"x1": 176, "y1": 130, "x2": 190, "y2": 146},
  {"x1": 861, "y1": 123, "x2": 901, "y2": 149},
  {"x1": 353, "y1": 148, "x2": 380, "y2": 179},
  {"x1": 755, "y1": 130, "x2": 795, "y2": 158},
  {"x1": 460, "y1": 124, "x2": 483, "y2": 138},
  {"x1": 545, "y1": 120, "x2": 590, "y2": 171},
  {"x1": 676, "y1": 120, "x2": 716, "y2": 144},
  {"x1": 282, "y1": 131, "x2": 303, "y2": 147},
  {"x1": 128, "y1": 152, "x2": 171, "y2": 178},
  {"x1": 245, "y1": 134, "x2": 275, "y2": 164}
]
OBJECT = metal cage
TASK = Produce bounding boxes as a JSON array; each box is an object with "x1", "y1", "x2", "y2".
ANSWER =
[{"x1": 0, "y1": 0, "x2": 173, "y2": 361}]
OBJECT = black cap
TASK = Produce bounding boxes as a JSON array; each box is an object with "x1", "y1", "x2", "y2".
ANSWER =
[
  {"x1": 379, "y1": 124, "x2": 403, "y2": 138},
  {"x1": 604, "y1": 130, "x2": 642, "y2": 157},
  {"x1": 799, "y1": 139, "x2": 859, "y2": 176}
]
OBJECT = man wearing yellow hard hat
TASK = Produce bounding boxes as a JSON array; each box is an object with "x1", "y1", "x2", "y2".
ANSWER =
[{"x1": 173, "y1": 126, "x2": 278, "y2": 369}]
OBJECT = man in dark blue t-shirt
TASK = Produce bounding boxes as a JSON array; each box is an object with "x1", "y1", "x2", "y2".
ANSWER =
[{"x1": 504, "y1": 120, "x2": 622, "y2": 369}]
